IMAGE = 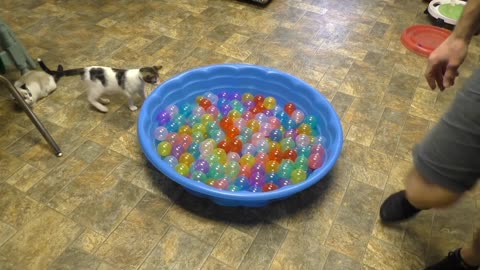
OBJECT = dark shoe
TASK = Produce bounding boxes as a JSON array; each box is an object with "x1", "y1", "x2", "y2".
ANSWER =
[
  {"x1": 380, "y1": 190, "x2": 421, "y2": 223},
  {"x1": 425, "y1": 249, "x2": 479, "y2": 270}
]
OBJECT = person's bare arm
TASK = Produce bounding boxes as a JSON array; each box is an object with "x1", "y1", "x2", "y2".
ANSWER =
[
  {"x1": 454, "y1": 0, "x2": 480, "y2": 42},
  {"x1": 425, "y1": 0, "x2": 480, "y2": 90}
]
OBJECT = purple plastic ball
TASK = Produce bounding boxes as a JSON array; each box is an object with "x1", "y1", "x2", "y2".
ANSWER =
[
  {"x1": 194, "y1": 159, "x2": 210, "y2": 173},
  {"x1": 156, "y1": 110, "x2": 171, "y2": 125}
]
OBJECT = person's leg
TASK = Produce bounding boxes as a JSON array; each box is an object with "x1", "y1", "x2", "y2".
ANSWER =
[{"x1": 425, "y1": 230, "x2": 480, "y2": 270}]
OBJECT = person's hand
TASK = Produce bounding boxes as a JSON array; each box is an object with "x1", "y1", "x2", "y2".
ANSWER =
[{"x1": 425, "y1": 35, "x2": 469, "y2": 90}]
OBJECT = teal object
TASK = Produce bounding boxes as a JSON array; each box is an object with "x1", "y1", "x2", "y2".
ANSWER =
[{"x1": 0, "y1": 18, "x2": 36, "y2": 74}]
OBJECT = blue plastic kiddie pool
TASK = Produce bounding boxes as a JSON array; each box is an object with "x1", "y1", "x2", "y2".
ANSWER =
[{"x1": 138, "y1": 64, "x2": 343, "y2": 207}]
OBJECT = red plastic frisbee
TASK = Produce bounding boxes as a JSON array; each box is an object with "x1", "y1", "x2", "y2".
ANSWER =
[{"x1": 401, "y1": 25, "x2": 451, "y2": 57}]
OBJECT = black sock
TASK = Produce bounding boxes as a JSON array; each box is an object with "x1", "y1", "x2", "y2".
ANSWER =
[{"x1": 400, "y1": 191, "x2": 422, "y2": 214}]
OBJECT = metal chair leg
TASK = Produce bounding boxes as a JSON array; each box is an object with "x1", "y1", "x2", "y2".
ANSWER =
[{"x1": 0, "y1": 75, "x2": 62, "y2": 157}]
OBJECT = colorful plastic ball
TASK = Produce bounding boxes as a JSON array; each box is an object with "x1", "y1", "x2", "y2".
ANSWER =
[
  {"x1": 268, "y1": 117, "x2": 281, "y2": 129},
  {"x1": 308, "y1": 153, "x2": 324, "y2": 169},
  {"x1": 194, "y1": 159, "x2": 210, "y2": 174},
  {"x1": 284, "y1": 119, "x2": 297, "y2": 130},
  {"x1": 213, "y1": 178, "x2": 229, "y2": 190},
  {"x1": 295, "y1": 156, "x2": 309, "y2": 170},
  {"x1": 247, "y1": 119, "x2": 260, "y2": 133},
  {"x1": 242, "y1": 111, "x2": 255, "y2": 121},
  {"x1": 297, "y1": 145, "x2": 312, "y2": 157},
  {"x1": 241, "y1": 127, "x2": 253, "y2": 140},
  {"x1": 165, "y1": 104, "x2": 179, "y2": 117},
  {"x1": 284, "y1": 102, "x2": 296, "y2": 115},
  {"x1": 156, "y1": 110, "x2": 170, "y2": 125},
  {"x1": 242, "y1": 143, "x2": 257, "y2": 156},
  {"x1": 303, "y1": 115, "x2": 317, "y2": 127},
  {"x1": 208, "y1": 162, "x2": 225, "y2": 179},
  {"x1": 157, "y1": 141, "x2": 172, "y2": 156},
  {"x1": 230, "y1": 138, "x2": 243, "y2": 154},
  {"x1": 295, "y1": 134, "x2": 311, "y2": 147},
  {"x1": 154, "y1": 126, "x2": 169, "y2": 141},
  {"x1": 225, "y1": 126, "x2": 240, "y2": 139},
  {"x1": 262, "y1": 182, "x2": 279, "y2": 192},
  {"x1": 239, "y1": 164, "x2": 251, "y2": 177},
  {"x1": 192, "y1": 106, "x2": 205, "y2": 117},
  {"x1": 234, "y1": 118, "x2": 247, "y2": 130},
  {"x1": 249, "y1": 171, "x2": 265, "y2": 185},
  {"x1": 219, "y1": 103, "x2": 233, "y2": 116},
  {"x1": 188, "y1": 142, "x2": 201, "y2": 159},
  {"x1": 251, "y1": 163, "x2": 266, "y2": 174},
  {"x1": 192, "y1": 123, "x2": 207, "y2": 134},
  {"x1": 278, "y1": 160, "x2": 294, "y2": 179},
  {"x1": 268, "y1": 148, "x2": 283, "y2": 163},
  {"x1": 227, "y1": 152, "x2": 241, "y2": 163},
  {"x1": 239, "y1": 154, "x2": 256, "y2": 168},
  {"x1": 178, "y1": 134, "x2": 193, "y2": 149},
  {"x1": 228, "y1": 185, "x2": 241, "y2": 192},
  {"x1": 191, "y1": 131, "x2": 205, "y2": 143},
  {"x1": 206, "y1": 106, "x2": 219, "y2": 118},
  {"x1": 171, "y1": 144, "x2": 185, "y2": 159},
  {"x1": 205, "y1": 92, "x2": 218, "y2": 105},
  {"x1": 220, "y1": 117, "x2": 234, "y2": 130},
  {"x1": 212, "y1": 148, "x2": 227, "y2": 164},
  {"x1": 265, "y1": 172, "x2": 279, "y2": 183},
  {"x1": 210, "y1": 129, "x2": 225, "y2": 143},
  {"x1": 191, "y1": 171, "x2": 207, "y2": 182},
  {"x1": 228, "y1": 110, "x2": 242, "y2": 119},
  {"x1": 179, "y1": 152, "x2": 195, "y2": 167},
  {"x1": 265, "y1": 160, "x2": 280, "y2": 173},
  {"x1": 283, "y1": 149, "x2": 298, "y2": 161},
  {"x1": 256, "y1": 139, "x2": 270, "y2": 153},
  {"x1": 250, "y1": 132, "x2": 265, "y2": 145},
  {"x1": 235, "y1": 175, "x2": 249, "y2": 189},
  {"x1": 259, "y1": 123, "x2": 273, "y2": 136},
  {"x1": 249, "y1": 184, "x2": 263, "y2": 192},
  {"x1": 311, "y1": 144, "x2": 326, "y2": 156},
  {"x1": 254, "y1": 113, "x2": 267, "y2": 123},
  {"x1": 312, "y1": 136, "x2": 326, "y2": 145},
  {"x1": 291, "y1": 109, "x2": 305, "y2": 123},
  {"x1": 242, "y1": 92, "x2": 254, "y2": 102},
  {"x1": 284, "y1": 129, "x2": 297, "y2": 139},
  {"x1": 277, "y1": 178, "x2": 292, "y2": 187},
  {"x1": 291, "y1": 169, "x2": 307, "y2": 183},
  {"x1": 255, "y1": 152, "x2": 269, "y2": 164},
  {"x1": 263, "y1": 96, "x2": 277, "y2": 110},
  {"x1": 198, "y1": 97, "x2": 212, "y2": 110},
  {"x1": 175, "y1": 163, "x2": 189, "y2": 177},
  {"x1": 270, "y1": 129, "x2": 283, "y2": 142},
  {"x1": 178, "y1": 125, "x2": 191, "y2": 135},
  {"x1": 297, "y1": 123, "x2": 312, "y2": 135},
  {"x1": 280, "y1": 137, "x2": 296, "y2": 151},
  {"x1": 218, "y1": 90, "x2": 229, "y2": 99},
  {"x1": 231, "y1": 92, "x2": 242, "y2": 101},
  {"x1": 205, "y1": 179, "x2": 216, "y2": 186},
  {"x1": 225, "y1": 161, "x2": 241, "y2": 179},
  {"x1": 164, "y1": 155, "x2": 178, "y2": 168},
  {"x1": 166, "y1": 121, "x2": 179, "y2": 132}
]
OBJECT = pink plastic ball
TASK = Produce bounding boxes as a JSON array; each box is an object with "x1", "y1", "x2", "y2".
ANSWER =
[
  {"x1": 291, "y1": 110, "x2": 305, "y2": 124},
  {"x1": 308, "y1": 153, "x2": 324, "y2": 169},
  {"x1": 268, "y1": 117, "x2": 281, "y2": 129},
  {"x1": 295, "y1": 134, "x2": 311, "y2": 147},
  {"x1": 206, "y1": 106, "x2": 219, "y2": 118},
  {"x1": 251, "y1": 132, "x2": 265, "y2": 145}
]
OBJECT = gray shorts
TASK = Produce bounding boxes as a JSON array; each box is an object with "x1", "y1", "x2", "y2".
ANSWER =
[{"x1": 414, "y1": 70, "x2": 480, "y2": 193}]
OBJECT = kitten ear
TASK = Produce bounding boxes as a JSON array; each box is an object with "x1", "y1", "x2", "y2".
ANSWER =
[
  {"x1": 57, "y1": 65, "x2": 64, "y2": 72},
  {"x1": 153, "y1": 65, "x2": 163, "y2": 71}
]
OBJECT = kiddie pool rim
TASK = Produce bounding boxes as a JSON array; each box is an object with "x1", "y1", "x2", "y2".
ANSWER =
[{"x1": 138, "y1": 63, "x2": 343, "y2": 205}]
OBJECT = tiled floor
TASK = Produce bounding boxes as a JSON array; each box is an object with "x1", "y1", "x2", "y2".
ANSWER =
[{"x1": 1, "y1": 0, "x2": 479, "y2": 269}]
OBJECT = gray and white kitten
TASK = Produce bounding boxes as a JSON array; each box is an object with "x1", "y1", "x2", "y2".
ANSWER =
[
  {"x1": 12, "y1": 62, "x2": 63, "y2": 106},
  {"x1": 39, "y1": 60, "x2": 162, "y2": 112}
]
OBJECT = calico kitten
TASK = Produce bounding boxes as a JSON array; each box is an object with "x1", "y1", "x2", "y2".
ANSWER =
[
  {"x1": 38, "y1": 60, "x2": 162, "y2": 112},
  {"x1": 12, "y1": 62, "x2": 63, "y2": 106}
]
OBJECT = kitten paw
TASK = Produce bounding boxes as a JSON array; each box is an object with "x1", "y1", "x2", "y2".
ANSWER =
[
  {"x1": 129, "y1": 105, "x2": 138, "y2": 111},
  {"x1": 99, "y1": 98, "x2": 110, "y2": 104}
]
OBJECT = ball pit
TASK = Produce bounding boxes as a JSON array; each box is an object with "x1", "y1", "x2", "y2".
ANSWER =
[{"x1": 138, "y1": 64, "x2": 343, "y2": 207}]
